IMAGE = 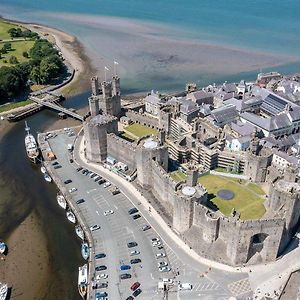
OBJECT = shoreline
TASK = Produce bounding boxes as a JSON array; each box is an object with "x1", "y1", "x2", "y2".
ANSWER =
[{"x1": 0, "y1": 17, "x2": 94, "y2": 111}]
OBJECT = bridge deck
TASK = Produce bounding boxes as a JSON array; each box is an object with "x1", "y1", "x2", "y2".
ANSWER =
[{"x1": 30, "y1": 96, "x2": 84, "y2": 121}]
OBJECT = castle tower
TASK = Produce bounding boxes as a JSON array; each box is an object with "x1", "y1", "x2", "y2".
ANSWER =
[
  {"x1": 84, "y1": 114, "x2": 118, "y2": 162},
  {"x1": 173, "y1": 185, "x2": 195, "y2": 233},
  {"x1": 91, "y1": 76, "x2": 99, "y2": 96},
  {"x1": 158, "y1": 108, "x2": 171, "y2": 135},
  {"x1": 158, "y1": 129, "x2": 166, "y2": 145},
  {"x1": 101, "y1": 81, "x2": 112, "y2": 115},
  {"x1": 136, "y1": 138, "x2": 168, "y2": 188},
  {"x1": 111, "y1": 76, "x2": 121, "y2": 116},
  {"x1": 88, "y1": 96, "x2": 100, "y2": 117},
  {"x1": 186, "y1": 164, "x2": 198, "y2": 187}
]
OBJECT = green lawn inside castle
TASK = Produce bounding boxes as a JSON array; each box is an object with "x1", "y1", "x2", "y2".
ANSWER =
[{"x1": 170, "y1": 171, "x2": 266, "y2": 220}]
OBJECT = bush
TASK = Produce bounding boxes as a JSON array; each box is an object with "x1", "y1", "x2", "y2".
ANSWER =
[
  {"x1": 9, "y1": 56, "x2": 19, "y2": 64},
  {"x1": 22, "y1": 51, "x2": 29, "y2": 58}
]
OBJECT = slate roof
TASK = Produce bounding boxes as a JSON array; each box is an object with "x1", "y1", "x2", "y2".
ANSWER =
[
  {"x1": 210, "y1": 104, "x2": 238, "y2": 124},
  {"x1": 187, "y1": 90, "x2": 213, "y2": 102},
  {"x1": 180, "y1": 99, "x2": 199, "y2": 114}
]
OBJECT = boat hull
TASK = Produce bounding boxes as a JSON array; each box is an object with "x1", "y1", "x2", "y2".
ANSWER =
[
  {"x1": 78, "y1": 264, "x2": 88, "y2": 299},
  {"x1": 57, "y1": 194, "x2": 67, "y2": 210},
  {"x1": 0, "y1": 283, "x2": 8, "y2": 300},
  {"x1": 81, "y1": 243, "x2": 89, "y2": 260},
  {"x1": 67, "y1": 211, "x2": 76, "y2": 224},
  {"x1": 75, "y1": 225, "x2": 84, "y2": 240}
]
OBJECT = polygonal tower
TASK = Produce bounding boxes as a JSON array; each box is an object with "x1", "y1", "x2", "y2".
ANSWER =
[{"x1": 91, "y1": 76, "x2": 100, "y2": 96}]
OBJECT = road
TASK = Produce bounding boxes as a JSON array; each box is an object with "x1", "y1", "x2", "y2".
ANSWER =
[{"x1": 47, "y1": 130, "x2": 252, "y2": 300}]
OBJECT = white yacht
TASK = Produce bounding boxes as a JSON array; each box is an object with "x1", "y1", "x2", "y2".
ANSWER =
[
  {"x1": 78, "y1": 264, "x2": 88, "y2": 298},
  {"x1": 66, "y1": 211, "x2": 76, "y2": 224},
  {"x1": 0, "y1": 283, "x2": 8, "y2": 300},
  {"x1": 57, "y1": 194, "x2": 67, "y2": 210},
  {"x1": 75, "y1": 225, "x2": 84, "y2": 240}
]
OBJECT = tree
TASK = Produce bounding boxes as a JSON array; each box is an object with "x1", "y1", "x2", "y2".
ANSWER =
[
  {"x1": 22, "y1": 51, "x2": 29, "y2": 58},
  {"x1": 9, "y1": 56, "x2": 19, "y2": 64},
  {"x1": 39, "y1": 58, "x2": 60, "y2": 83},
  {"x1": 30, "y1": 66, "x2": 41, "y2": 85},
  {"x1": 0, "y1": 66, "x2": 24, "y2": 98},
  {"x1": 3, "y1": 43, "x2": 12, "y2": 51}
]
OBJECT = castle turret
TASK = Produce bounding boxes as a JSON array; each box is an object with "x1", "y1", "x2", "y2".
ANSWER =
[
  {"x1": 186, "y1": 164, "x2": 198, "y2": 187},
  {"x1": 91, "y1": 76, "x2": 99, "y2": 96},
  {"x1": 88, "y1": 96, "x2": 100, "y2": 117}
]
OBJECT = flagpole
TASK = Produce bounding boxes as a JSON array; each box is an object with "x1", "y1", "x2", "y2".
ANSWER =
[{"x1": 114, "y1": 61, "x2": 119, "y2": 77}]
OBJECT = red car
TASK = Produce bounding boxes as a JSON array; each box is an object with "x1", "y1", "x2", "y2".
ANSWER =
[{"x1": 130, "y1": 282, "x2": 140, "y2": 291}]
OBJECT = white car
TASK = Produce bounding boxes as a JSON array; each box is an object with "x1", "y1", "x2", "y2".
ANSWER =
[
  {"x1": 130, "y1": 250, "x2": 140, "y2": 256},
  {"x1": 69, "y1": 187, "x2": 77, "y2": 193},
  {"x1": 159, "y1": 266, "x2": 171, "y2": 273},
  {"x1": 151, "y1": 238, "x2": 160, "y2": 243},
  {"x1": 152, "y1": 241, "x2": 162, "y2": 247},
  {"x1": 103, "y1": 182, "x2": 111, "y2": 188},
  {"x1": 156, "y1": 252, "x2": 166, "y2": 259},
  {"x1": 96, "y1": 273, "x2": 108, "y2": 280},
  {"x1": 90, "y1": 225, "x2": 100, "y2": 231},
  {"x1": 178, "y1": 283, "x2": 193, "y2": 290},
  {"x1": 162, "y1": 278, "x2": 173, "y2": 284},
  {"x1": 158, "y1": 261, "x2": 168, "y2": 267},
  {"x1": 104, "y1": 210, "x2": 114, "y2": 216}
]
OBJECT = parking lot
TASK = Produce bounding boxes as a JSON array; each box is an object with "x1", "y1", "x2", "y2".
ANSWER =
[{"x1": 46, "y1": 130, "x2": 176, "y2": 300}]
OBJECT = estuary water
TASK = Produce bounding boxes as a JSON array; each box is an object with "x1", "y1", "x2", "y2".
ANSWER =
[{"x1": 1, "y1": 0, "x2": 300, "y2": 92}]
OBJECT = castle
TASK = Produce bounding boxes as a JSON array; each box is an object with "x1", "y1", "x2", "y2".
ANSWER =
[{"x1": 82, "y1": 74, "x2": 300, "y2": 266}]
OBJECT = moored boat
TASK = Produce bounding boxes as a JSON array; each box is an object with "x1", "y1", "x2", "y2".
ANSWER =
[
  {"x1": 44, "y1": 173, "x2": 52, "y2": 183},
  {"x1": 0, "y1": 242, "x2": 6, "y2": 254},
  {"x1": 57, "y1": 194, "x2": 67, "y2": 210},
  {"x1": 81, "y1": 242, "x2": 89, "y2": 260},
  {"x1": 75, "y1": 225, "x2": 84, "y2": 240},
  {"x1": 24, "y1": 121, "x2": 39, "y2": 163},
  {"x1": 66, "y1": 210, "x2": 76, "y2": 224},
  {"x1": 0, "y1": 283, "x2": 8, "y2": 300},
  {"x1": 78, "y1": 264, "x2": 88, "y2": 299},
  {"x1": 40, "y1": 166, "x2": 47, "y2": 174}
]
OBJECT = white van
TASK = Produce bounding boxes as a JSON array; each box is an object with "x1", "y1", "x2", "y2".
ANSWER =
[{"x1": 178, "y1": 283, "x2": 192, "y2": 290}]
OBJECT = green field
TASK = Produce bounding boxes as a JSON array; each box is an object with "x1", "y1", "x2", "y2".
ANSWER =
[
  {"x1": 0, "y1": 40, "x2": 34, "y2": 67},
  {"x1": 198, "y1": 174, "x2": 266, "y2": 220},
  {"x1": 124, "y1": 123, "x2": 158, "y2": 140},
  {"x1": 170, "y1": 170, "x2": 187, "y2": 182},
  {"x1": 0, "y1": 20, "x2": 20, "y2": 40},
  {"x1": 0, "y1": 99, "x2": 33, "y2": 113}
]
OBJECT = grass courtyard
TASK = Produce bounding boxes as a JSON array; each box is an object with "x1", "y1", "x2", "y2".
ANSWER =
[
  {"x1": 198, "y1": 174, "x2": 266, "y2": 220},
  {"x1": 123, "y1": 123, "x2": 158, "y2": 140}
]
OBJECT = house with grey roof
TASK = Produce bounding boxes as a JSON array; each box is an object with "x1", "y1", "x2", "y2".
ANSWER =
[
  {"x1": 208, "y1": 104, "x2": 238, "y2": 127},
  {"x1": 144, "y1": 91, "x2": 165, "y2": 116},
  {"x1": 186, "y1": 90, "x2": 214, "y2": 105},
  {"x1": 179, "y1": 99, "x2": 200, "y2": 123}
]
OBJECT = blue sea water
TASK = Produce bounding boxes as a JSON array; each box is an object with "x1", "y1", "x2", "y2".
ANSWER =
[{"x1": 1, "y1": 0, "x2": 300, "y2": 91}]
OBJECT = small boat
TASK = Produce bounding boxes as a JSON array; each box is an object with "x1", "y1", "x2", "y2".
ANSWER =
[
  {"x1": 57, "y1": 194, "x2": 67, "y2": 210},
  {"x1": 75, "y1": 225, "x2": 84, "y2": 240},
  {"x1": 40, "y1": 166, "x2": 47, "y2": 174},
  {"x1": 66, "y1": 210, "x2": 76, "y2": 224},
  {"x1": 81, "y1": 242, "x2": 89, "y2": 260},
  {"x1": 44, "y1": 173, "x2": 52, "y2": 183},
  {"x1": 0, "y1": 283, "x2": 8, "y2": 300},
  {"x1": 0, "y1": 242, "x2": 6, "y2": 254},
  {"x1": 78, "y1": 264, "x2": 88, "y2": 298}
]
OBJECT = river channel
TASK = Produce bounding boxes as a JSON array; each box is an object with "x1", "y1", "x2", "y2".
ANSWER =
[{"x1": 0, "y1": 92, "x2": 89, "y2": 299}]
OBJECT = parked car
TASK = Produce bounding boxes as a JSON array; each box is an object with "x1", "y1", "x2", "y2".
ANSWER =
[
  {"x1": 156, "y1": 252, "x2": 166, "y2": 258},
  {"x1": 151, "y1": 238, "x2": 160, "y2": 243},
  {"x1": 103, "y1": 182, "x2": 111, "y2": 188},
  {"x1": 98, "y1": 179, "x2": 106, "y2": 185},
  {"x1": 64, "y1": 179, "x2": 72, "y2": 184},
  {"x1": 120, "y1": 273, "x2": 131, "y2": 280},
  {"x1": 130, "y1": 258, "x2": 141, "y2": 264},
  {"x1": 142, "y1": 225, "x2": 151, "y2": 231},
  {"x1": 157, "y1": 261, "x2": 168, "y2": 267},
  {"x1": 132, "y1": 288, "x2": 142, "y2": 297},
  {"x1": 90, "y1": 173, "x2": 96, "y2": 178},
  {"x1": 128, "y1": 207, "x2": 138, "y2": 215},
  {"x1": 95, "y1": 265, "x2": 107, "y2": 271},
  {"x1": 159, "y1": 266, "x2": 171, "y2": 273},
  {"x1": 76, "y1": 199, "x2": 85, "y2": 204},
  {"x1": 95, "y1": 291, "x2": 107, "y2": 300},
  {"x1": 52, "y1": 161, "x2": 59, "y2": 166},
  {"x1": 162, "y1": 278, "x2": 174, "y2": 284},
  {"x1": 130, "y1": 282, "x2": 140, "y2": 291},
  {"x1": 104, "y1": 210, "x2": 114, "y2": 216},
  {"x1": 76, "y1": 167, "x2": 83, "y2": 172},
  {"x1": 120, "y1": 265, "x2": 131, "y2": 271},
  {"x1": 130, "y1": 250, "x2": 140, "y2": 256},
  {"x1": 95, "y1": 253, "x2": 106, "y2": 259},
  {"x1": 96, "y1": 273, "x2": 108, "y2": 280},
  {"x1": 178, "y1": 283, "x2": 193, "y2": 290},
  {"x1": 54, "y1": 165, "x2": 62, "y2": 169},
  {"x1": 127, "y1": 242, "x2": 138, "y2": 248},
  {"x1": 90, "y1": 225, "x2": 100, "y2": 231},
  {"x1": 98, "y1": 282, "x2": 108, "y2": 289},
  {"x1": 125, "y1": 296, "x2": 134, "y2": 300},
  {"x1": 152, "y1": 241, "x2": 162, "y2": 247},
  {"x1": 69, "y1": 187, "x2": 77, "y2": 193},
  {"x1": 69, "y1": 158, "x2": 74, "y2": 163},
  {"x1": 132, "y1": 214, "x2": 141, "y2": 220}
]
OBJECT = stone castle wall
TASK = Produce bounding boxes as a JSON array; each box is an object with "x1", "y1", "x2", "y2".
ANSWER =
[
  {"x1": 126, "y1": 110, "x2": 160, "y2": 129},
  {"x1": 107, "y1": 134, "x2": 137, "y2": 170}
]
